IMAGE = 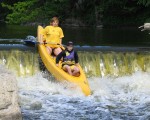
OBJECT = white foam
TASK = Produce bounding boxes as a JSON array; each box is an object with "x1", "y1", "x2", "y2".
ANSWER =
[
  {"x1": 16, "y1": 71, "x2": 150, "y2": 104},
  {"x1": 1, "y1": 65, "x2": 150, "y2": 119},
  {"x1": 17, "y1": 72, "x2": 84, "y2": 97},
  {"x1": 89, "y1": 71, "x2": 150, "y2": 104}
]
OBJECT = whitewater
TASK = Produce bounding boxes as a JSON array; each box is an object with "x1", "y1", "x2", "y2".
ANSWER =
[{"x1": 16, "y1": 71, "x2": 150, "y2": 120}]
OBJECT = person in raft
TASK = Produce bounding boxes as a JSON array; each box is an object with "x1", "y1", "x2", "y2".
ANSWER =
[
  {"x1": 56, "y1": 41, "x2": 80, "y2": 77},
  {"x1": 43, "y1": 17, "x2": 64, "y2": 56}
]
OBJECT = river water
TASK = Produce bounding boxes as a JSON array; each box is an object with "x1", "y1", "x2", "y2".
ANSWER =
[
  {"x1": 0, "y1": 24, "x2": 150, "y2": 46},
  {"x1": 16, "y1": 71, "x2": 150, "y2": 120},
  {"x1": 0, "y1": 24, "x2": 150, "y2": 120}
]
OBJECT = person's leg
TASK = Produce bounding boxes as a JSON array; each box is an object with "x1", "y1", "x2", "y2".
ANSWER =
[
  {"x1": 53, "y1": 47, "x2": 62, "y2": 56},
  {"x1": 72, "y1": 66, "x2": 80, "y2": 77},
  {"x1": 63, "y1": 65, "x2": 72, "y2": 75},
  {"x1": 46, "y1": 46, "x2": 52, "y2": 55}
]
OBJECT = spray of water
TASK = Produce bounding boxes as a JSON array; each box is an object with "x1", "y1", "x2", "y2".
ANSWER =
[
  {"x1": 16, "y1": 71, "x2": 150, "y2": 119},
  {"x1": 1, "y1": 50, "x2": 150, "y2": 119}
]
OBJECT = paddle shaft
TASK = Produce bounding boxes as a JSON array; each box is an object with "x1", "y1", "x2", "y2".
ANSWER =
[
  {"x1": 37, "y1": 41, "x2": 60, "y2": 45},
  {"x1": 24, "y1": 40, "x2": 62, "y2": 45}
]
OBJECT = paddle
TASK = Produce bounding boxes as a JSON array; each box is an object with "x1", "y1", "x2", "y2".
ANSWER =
[
  {"x1": 24, "y1": 40, "x2": 65, "y2": 50},
  {"x1": 24, "y1": 40, "x2": 62, "y2": 46}
]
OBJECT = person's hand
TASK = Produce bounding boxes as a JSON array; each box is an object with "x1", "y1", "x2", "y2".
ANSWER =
[
  {"x1": 56, "y1": 64, "x2": 59, "y2": 67},
  {"x1": 40, "y1": 40, "x2": 46, "y2": 44},
  {"x1": 39, "y1": 41, "x2": 43, "y2": 44},
  {"x1": 75, "y1": 63, "x2": 79, "y2": 66}
]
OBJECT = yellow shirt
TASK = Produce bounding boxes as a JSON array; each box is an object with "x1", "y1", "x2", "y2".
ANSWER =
[{"x1": 43, "y1": 26, "x2": 64, "y2": 45}]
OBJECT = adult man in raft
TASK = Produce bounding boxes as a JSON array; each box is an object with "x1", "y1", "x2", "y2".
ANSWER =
[{"x1": 56, "y1": 41, "x2": 80, "y2": 76}]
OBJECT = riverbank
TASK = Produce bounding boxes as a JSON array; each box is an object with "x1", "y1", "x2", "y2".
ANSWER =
[{"x1": 0, "y1": 65, "x2": 22, "y2": 120}]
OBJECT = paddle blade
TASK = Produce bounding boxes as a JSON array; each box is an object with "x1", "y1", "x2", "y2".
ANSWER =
[{"x1": 23, "y1": 40, "x2": 39, "y2": 46}]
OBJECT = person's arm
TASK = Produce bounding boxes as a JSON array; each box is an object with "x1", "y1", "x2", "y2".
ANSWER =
[
  {"x1": 74, "y1": 51, "x2": 79, "y2": 65},
  {"x1": 59, "y1": 39, "x2": 62, "y2": 45},
  {"x1": 59, "y1": 28, "x2": 64, "y2": 45},
  {"x1": 56, "y1": 51, "x2": 65, "y2": 66}
]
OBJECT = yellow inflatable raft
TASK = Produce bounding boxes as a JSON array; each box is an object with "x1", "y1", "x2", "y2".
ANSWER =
[{"x1": 37, "y1": 26, "x2": 91, "y2": 96}]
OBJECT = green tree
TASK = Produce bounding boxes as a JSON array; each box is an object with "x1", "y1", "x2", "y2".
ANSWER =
[
  {"x1": 1, "y1": 0, "x2": 70, "y2": 24},
  {"x1": 42, "y1": 0, "x2": 70, "y2": 23},
  {"x1": 138, "y1": 0, "x2": 150, "y2": 6},
  {"x1": 1, "y1": 0, "x2": 42, "y2": 24},
  {"x1": 1, "y1": 0, "x2": 150, "y2": 25}
]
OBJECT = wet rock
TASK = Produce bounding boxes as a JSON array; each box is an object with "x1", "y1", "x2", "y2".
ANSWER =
[
  {"x1": 0, "y1": 94, "x2": 11, "y2": 110},
  {"x1": 30, "y1": 101, "x2": 42, "y2": 110},
  {"x1": 0, "y1": 65, "x2": 22, "y2": 120}
]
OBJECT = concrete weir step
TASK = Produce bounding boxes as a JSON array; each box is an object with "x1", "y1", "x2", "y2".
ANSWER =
[{"x1": 0, "y1": 43, "x2": 150, "y2": 52}]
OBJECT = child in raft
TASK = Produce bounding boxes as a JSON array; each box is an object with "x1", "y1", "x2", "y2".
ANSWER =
[{"x1": 56, "y1": 41, "x2": 80, "y2": 77}]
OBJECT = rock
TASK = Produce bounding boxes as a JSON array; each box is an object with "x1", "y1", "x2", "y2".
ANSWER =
[
  {"x1": 139, "y1": 23, "x2": 150, "y2": 34},
  {"x1": 62, "y1": 18, "x2": 86, "y2": 27},
  {"x1": 0, "y1": 65, "x2": 22, "y2": 120},
  {"x1": 30, "y1": 101, "x2": 42, "y2": 110}
]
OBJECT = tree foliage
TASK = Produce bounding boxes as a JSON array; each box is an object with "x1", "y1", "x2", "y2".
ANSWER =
[
  {"x1": 138, "y1": 0, "x2": 150, "y2": 6},
  {"x1": 1, "y1": 0, "x2": 150, "y2": 25},
  {"x1": 1, "y1": 0, "x2": 41, "y2": 24}
]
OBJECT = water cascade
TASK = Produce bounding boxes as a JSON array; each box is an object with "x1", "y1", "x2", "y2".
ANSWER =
[
  {"x1": 78, "y1": 51, "x2": 150, "y2": 77},
  {"x1": 0, "y1": 50, "x2": 39, "y2": 76},
  {"x1": 0, "y1": 50, "x2": 149, "y2": 77}
]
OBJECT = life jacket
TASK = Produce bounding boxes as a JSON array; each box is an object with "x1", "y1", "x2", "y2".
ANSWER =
[{"x1": 62, "y1": 50, "x2": 75, "y2": 66}]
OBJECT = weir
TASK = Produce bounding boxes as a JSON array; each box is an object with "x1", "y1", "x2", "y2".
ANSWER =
[
  {"x1": 0, "y1": 45, "x2": 149, "y2": 77},
  {"x1": 78, "y1": 51, "x2": 150, "y2": 77},
  {"x1": 0, "y1": 50, "x2": 39, "y2": 76}
]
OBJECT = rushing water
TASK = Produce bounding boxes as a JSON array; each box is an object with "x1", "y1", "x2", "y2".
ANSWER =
[
  {"x1": 0, "y1": 50, "x2": 150, "y2": 77},
  {"x1": 16, "y1": 71, "x2": 150, "y2": 120},
  {"x1": 0, "y1": 50, "x2": 150, "y2": 120}
]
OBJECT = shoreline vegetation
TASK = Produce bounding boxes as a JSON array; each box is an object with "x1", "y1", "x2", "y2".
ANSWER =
[
  {"x1": 0, "y1": 0, "x2": 150, "y2": 28},
  {"x1": 0, "y1": 19, "x2": 146, "y2": 29}
]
